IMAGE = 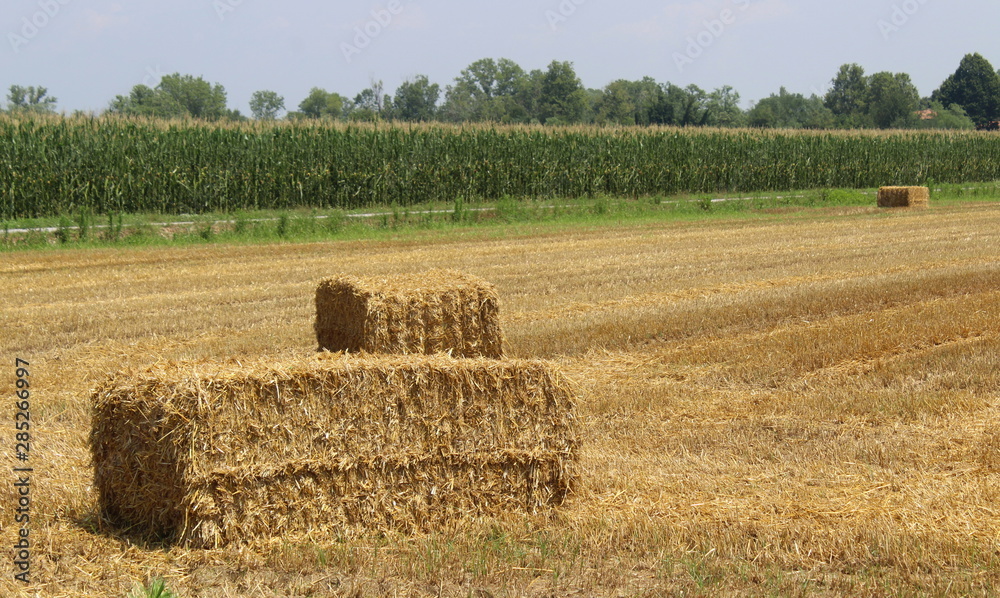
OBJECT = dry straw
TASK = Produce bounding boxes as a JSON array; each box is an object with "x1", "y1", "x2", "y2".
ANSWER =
[
  {"x1": 315, "y1": 269, "x2": 504, "y2": 358},
  {"x1": 89, "y1": 353, "x2": 578, "y2": 548},
  {"x1": 877, "y1": 186, "x2": 930, "y2": 208}
]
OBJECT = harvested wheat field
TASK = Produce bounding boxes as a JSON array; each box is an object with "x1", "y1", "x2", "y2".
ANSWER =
[{"x1": 2, "y1": 202, "x2": 1000, "y2": 597}]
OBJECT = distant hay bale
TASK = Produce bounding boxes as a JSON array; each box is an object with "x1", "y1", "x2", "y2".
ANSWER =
[
  {"x1": 90, "y1": 354, "x2": 578, "y2": 548},
  {"x1": 315, "y1": 269, "x2": 504, "y2": 358},
  {"x1": 877, "y1": 186, "x2": 929, "y2": 208}
]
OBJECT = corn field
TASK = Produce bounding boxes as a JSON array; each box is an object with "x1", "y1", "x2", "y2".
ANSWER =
[{"x1": 2, "y1": 114, "x2": 1000, "y2": 219}]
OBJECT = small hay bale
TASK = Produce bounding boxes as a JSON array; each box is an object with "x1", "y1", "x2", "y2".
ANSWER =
[
  {"x1": 877, "y1": 186, "x2": 930, "y2": 208},
  {"x1": 315, "y1": 269, "x2": 504, "y2": 358},
  {"x1": 90, "y1": 354, "x2": 578, "y2": 548}
]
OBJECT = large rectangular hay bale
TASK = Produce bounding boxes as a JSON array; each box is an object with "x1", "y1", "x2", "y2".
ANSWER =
[
  {"x1": 90, "y1": 354, "x2": 578, "y2": 548},
  {"x1": 877, "y1": 186, "x2": 930, "y2": 208},
  {"x1": 315, "y1": 269, "x2": 504, "y2": 358}
]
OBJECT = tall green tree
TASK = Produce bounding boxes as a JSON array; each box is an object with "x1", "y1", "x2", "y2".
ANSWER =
[
  {"x1": 866, "y1": 72, "x2": 919, "y2": 128},
  {"x1": 537, "y1": 60, "x2": 588, "y2": 124},
  {"x1": 390, "y1": 75, "x2": 440, "y2": 122},
  {"x1": 110, "y1": 74, "x2": 229, "y2": 120},
  {"x1": 7, "y1": 85, "x2": 57, "y2": 114},
  {"x1": 440, "y1": 58, "x2": 529, "y2": 122},
  {"x1": 108, "y1": 84, "x2": 187, "y2": 118},
  {"x1": 594, "y1": 80, "x2": 637, "y2": 125},
  {"x1": 629, "y1": 77, "x2": 667, "y2": 125},
  {"x1": 298, "y1": 88, "x2": 346, "y2": 120},
  {"x1": 156, "y1": 74, "x2": 229, "y2": 120},
  {"x1": 346, "y1": 79, "x2": 388, "y2": 121},
  {"x1": 707, "y1": 85, "x2": 745, "y2": 127},
  {"x1": 823, "y1": 64, "x2": 924, "y2": 128},
  {"x1": 748, "y1": 88, "x2": 834, "y2": 129},
  {"x1": 249, "y1": 90, "x2": 285, "y2": 120},
  {"x1": 518, "y1": 69, "x2": 546, "y2": 123},
  {"x1": 824, "y1": 63, "x2": 869, "y2": 126},
  {"x1": 591, "y1": 78, "x2": 735, "y2": 127},
  {"x1": 595, "y1": 79, "x2": 695, "y2": 126},
  {"x1": 659, "y1": 84, "x2": 713, "y2": 126},
  {"x1": 932, "y1": 53, "x2": 1000, "y2": 125}
]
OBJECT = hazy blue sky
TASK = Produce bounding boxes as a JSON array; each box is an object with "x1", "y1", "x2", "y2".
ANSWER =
[{"x1": 2, "y1": 0, "x2": 997, "y2": 115}]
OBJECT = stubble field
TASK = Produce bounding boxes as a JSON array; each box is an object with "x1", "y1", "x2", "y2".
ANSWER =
[{"x1": 2, "y1": 201, "x2": 1000, "y2": 597}]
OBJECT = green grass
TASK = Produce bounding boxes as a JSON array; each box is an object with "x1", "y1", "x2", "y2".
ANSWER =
[
  {"x1": 128, "y1": 577, "x2": 179, "y2": 598},
  {"x1": 2, "y1": 183, "x2": 998, "y2": 253}
]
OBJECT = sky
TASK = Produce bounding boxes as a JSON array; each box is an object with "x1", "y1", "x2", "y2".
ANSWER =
[{"x1": 1, "y1": 0, "x2": 998, "y2": 115}]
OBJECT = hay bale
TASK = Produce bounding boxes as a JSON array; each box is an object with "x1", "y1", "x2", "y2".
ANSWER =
[
  {"x1": 90, "y1": 354, "x2": 578, "y2": 548},
  {"x1": 319, "y1": 269, "x2": 505, "y2": 358},
  {"x1": 877, "y1": 186, "x2": 930, "y2": 208},
  {"x1": 315, "y1": 270, "x2": 504, "y2": 358}
]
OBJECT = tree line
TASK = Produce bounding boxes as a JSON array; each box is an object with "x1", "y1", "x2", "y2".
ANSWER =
[{"x1": 6, "y1": 53, "x2": 1000, "y2": 130}]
